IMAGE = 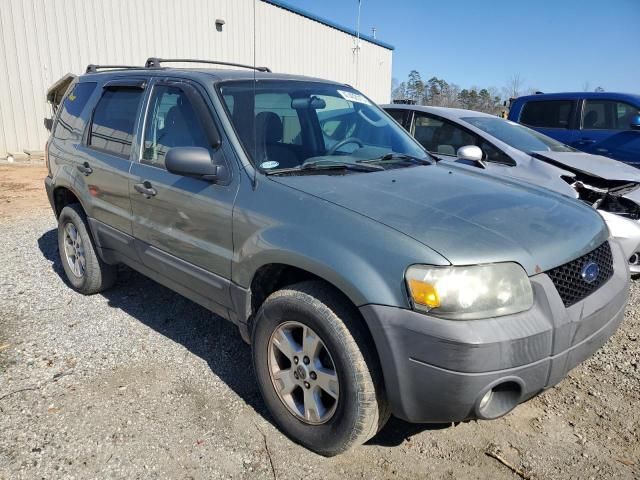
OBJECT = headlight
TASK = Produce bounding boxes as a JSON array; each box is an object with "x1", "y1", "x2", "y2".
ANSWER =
[{"x1": 405, "y1": 263, "x2": 533, "y2": 320}]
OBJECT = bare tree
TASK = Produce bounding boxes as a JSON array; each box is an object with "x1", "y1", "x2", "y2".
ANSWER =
[
  {"x1": 505, "y1": 73, "x2": 524, "y2": 99},
  {"x1": 582, "y1": 81, "x2": 591, "y2": 92}
]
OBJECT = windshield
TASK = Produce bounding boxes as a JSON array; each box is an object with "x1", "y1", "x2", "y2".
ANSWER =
[
  {"x1": 462, "y1": 116, "x2": 576, "y2": 153},
  {"x1": 218, "y1": 80, "x2": 429, "y2": 174}
]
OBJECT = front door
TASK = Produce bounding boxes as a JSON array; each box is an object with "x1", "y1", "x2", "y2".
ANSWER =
[
  {"x1": 576, "y1": 99, "x2": 640, "y2": 164},
  {"x1": 129, "y1": 79, "x2": 239, "y2": 315}
]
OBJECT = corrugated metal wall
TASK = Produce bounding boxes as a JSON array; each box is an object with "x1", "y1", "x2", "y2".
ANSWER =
[{"x1": 0, "y1": 0, "x2": 392, "y2": 157}]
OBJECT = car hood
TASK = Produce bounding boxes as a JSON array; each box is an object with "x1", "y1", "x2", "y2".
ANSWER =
[
  {"x1": 271, "y1": 164, "x2": 608, "y2": 275},
  {"x1": 531, "y1": 151, "x2": 640, "y2": 182}
]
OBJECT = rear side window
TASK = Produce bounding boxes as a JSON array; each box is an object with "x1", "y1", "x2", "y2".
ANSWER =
[
  {"x1": 582, "y1": 100, "x2": 640, "y2": 130},
  {"x1": 89, "y1": 88, "x2": 144, "y2": 158},
  {"x1": 520, "y1": 100, "x2": 573, "y2": 129},
  {"x1": 53, "y1": 82, "x2": 97, "y2": 141}
]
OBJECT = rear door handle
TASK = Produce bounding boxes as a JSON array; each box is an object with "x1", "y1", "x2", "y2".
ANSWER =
[
  {"x1": 134, "y1": 181, "x2": 157, "y2": 198},
  {"x1": 76, "y1": 161, "x2": 93, "y2": 175}
]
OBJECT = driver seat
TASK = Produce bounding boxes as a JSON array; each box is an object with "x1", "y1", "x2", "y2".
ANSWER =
[{"x1": 255, "y1": 112, "x2": 298, "y2": 168}]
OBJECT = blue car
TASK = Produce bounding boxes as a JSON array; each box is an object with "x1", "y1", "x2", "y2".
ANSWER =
[{"x1": 508, "y1": 92, "x2": 640, "y2": 166}]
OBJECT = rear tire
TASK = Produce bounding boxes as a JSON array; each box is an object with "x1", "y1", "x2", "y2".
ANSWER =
[
  {"x1": 57, "y1": 204, "x2": 117, "y2": 294},
  {"x1": 252, "y1": 280, "x2": 389, "y2": 456}
]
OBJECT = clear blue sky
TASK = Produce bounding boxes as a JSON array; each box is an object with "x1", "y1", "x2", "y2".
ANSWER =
[{"x1": 283, "y1": 0, "x2": 639, "y2": 95}]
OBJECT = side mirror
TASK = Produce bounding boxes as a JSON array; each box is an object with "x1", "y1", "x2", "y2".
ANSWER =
[
  {"x1": 165, "y1": 147, "x2": 226, "y2": 182},
  {"x1": 457, "y1": 145, "x2": 486, "y2": 168},
  {"x1": 630, "y1": 115, "x2": 640, "y2": 131}
]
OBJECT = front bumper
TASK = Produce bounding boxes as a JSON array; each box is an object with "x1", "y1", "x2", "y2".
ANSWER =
[{"x1": 361, "y1": 240, "x2": 629, "y2": 423}]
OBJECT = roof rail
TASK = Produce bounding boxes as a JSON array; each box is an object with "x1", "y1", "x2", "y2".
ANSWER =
[
  {"x1": 144, "y1": 57, "x2": 271, "y2": 72},
  {"x1": 86, "y1": 64, "x2": 142, "y2": 73}
]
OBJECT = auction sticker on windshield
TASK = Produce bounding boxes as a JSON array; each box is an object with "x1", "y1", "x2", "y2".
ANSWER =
[
  {"x1": 338, "y1": 90, "x2": 371, "y2": 105},
  {"x1": 260, "y1": 161, "x2": 280, "y2": 169}
]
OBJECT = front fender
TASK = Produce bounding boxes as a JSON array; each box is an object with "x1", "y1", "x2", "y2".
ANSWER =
[
  {"x1": 231, "y1": 177, "x2": 450, "y2": 322},
  {"x1": 237, "y1": 226, "x2": 403, "y2": 307}
]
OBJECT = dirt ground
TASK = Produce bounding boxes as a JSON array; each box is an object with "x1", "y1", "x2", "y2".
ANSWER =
[
  {"x1": 0, "y1": 164, "x2": 50, "y2": 220},
  {"x1": 0, "y1": 165, "x2": 638, "y2": 479}
]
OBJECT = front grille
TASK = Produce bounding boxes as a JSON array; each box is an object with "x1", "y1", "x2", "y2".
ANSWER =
[{"x1": 546, "y1": 241, "x2": 614, "y2": 307}]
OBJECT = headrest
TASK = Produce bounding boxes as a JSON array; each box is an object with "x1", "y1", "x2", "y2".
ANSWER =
[{"x1": 256, "y1": 111, "x2": 283, "y2": 143}]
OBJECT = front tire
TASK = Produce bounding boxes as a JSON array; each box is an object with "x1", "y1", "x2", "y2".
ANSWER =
[
  {"x1": 57, "y1": 204, "x2": 117, "y2": 294},
  {"x1": 252, "y1": 281, "x2": 388, "y2": 456}
]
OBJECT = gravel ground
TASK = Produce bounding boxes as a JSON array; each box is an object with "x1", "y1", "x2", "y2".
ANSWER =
[{"x1": 1, "y1": 204, "x2": 639, "y2": 479}]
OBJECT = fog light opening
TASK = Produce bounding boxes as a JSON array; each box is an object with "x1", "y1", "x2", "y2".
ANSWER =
[
  {"x1": 476, "y1": 381, "x2": 522, "y2": 420},
  {"x1": 629, "y1": 253, "x2": 640, "y2": 265}
]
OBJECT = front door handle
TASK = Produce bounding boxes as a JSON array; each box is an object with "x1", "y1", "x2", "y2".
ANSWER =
[
  {"x1": 134, "y1": 181, "x2": 157, "y2": 198},
  {"x1": 574, "y1": 138, "x2": 596, "y2": 146},
  {"x1": 77, "y1": 161, "x2": 93, "y2": 176}
]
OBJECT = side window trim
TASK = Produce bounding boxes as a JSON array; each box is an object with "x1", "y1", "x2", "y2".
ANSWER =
[{"x1": 84, "y1": 79, "x2": 148, "y2": 160}]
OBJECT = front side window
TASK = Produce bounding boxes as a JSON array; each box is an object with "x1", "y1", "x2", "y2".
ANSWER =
[
  {"x1": 218, "y1": 80, "x2": 428, "y2": 173},
  {"x1": 141, "y1": 85, "x2": 211, "y2": 169},
  {"x1": 413, "y1": 113, "x2": 476, "y2": 156},
  {"x1": 582, "y1": 100, "x2": 640, "y2": 130},
  {"x1": 53, "y1": 82, "x2": 97, "y2": 141},
  {"x1": 89, "y1": 87, "x2": 144, "y2": 158},
  {"x1": 463, "y1": 116, "x2": 574, "y2": 153},
  {"x1": 520, "y1": 100, "x2": 573, "y2": 129}
]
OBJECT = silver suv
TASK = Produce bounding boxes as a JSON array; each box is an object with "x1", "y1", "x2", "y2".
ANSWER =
[{"x1": 44, "y1": 59, "x2": 629, "y2": 456}]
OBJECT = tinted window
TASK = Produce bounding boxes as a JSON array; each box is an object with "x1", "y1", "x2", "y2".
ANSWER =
[
  {"x1": 520, "y1": 100, "x2": 573, "y2": 129},
  {"x1": 53, "y1": 82, "x2": 97, "y2": 141},
  {"x1": 582, "y1": 100, "x2": 640, "y2": 130},
  {"x1": 413, "y1": 113, "x2": 476, "y2": 156},
  {"x1": 386, "y1": 109, "x2": 407, "y2": 128},
  {"x1": 142, "y1": 85, "x2": 211, "y2": 169},
  {"x1": 89, "y1": 88, "x2": 144, "y2": 158}
]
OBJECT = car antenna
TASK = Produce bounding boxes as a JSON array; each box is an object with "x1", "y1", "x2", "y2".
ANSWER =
[{"x1": 251, "y1": 0, "x2": 258, "y2": 190}]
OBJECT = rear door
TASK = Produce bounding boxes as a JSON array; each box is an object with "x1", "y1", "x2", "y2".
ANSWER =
[
  {"x1": 76, "y1": 79, "x2": 147, "y2": 261},
  {"x1": 129, "y1": 78, "x2": 238, "y2": 315},
  {"x1": 577, "y1": 99, "x2": 640, "y2": 164},
  {"x1": 518, "y1": 99, "x2": 578, "y2": 145}
]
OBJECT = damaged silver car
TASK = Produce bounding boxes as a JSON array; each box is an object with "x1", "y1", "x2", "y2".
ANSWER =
[{"x1": 383, "y1": 104, "x2": 640, "y2": 274}]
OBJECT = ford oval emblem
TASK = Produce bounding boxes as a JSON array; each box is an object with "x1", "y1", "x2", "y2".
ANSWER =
[{"x1": 581, "y1": 261, "x2": 600, "y2": 284}]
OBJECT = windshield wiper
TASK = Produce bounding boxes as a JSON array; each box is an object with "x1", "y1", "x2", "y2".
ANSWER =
[
  {"x1": 265, "y1": 159, "x2": 383, "y2": 175},
  {"x1": 357, "y1": 152, "x2": 434, "y2": 165}
]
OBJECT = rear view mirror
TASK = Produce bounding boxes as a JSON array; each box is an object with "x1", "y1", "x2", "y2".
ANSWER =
[
  {"x1": 44, "y1": 117, "x2": 53, "y2": 132},
  {"x1": 165, "y1": 147, "x2": 227, "y2": 182},
  {"x1": 457, "y1": 145, "x2": 486, "y2": 168},
  {"x1": 630, "y1": 115, "x2": 640, "y2": 131},
  {"x1": 291, "y1": 96, "x2": 326, "y2": 110}
]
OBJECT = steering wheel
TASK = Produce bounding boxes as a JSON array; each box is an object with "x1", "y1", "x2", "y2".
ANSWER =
[{"x1": 326, "y1": 137, "x2": 364, "y2": 156}]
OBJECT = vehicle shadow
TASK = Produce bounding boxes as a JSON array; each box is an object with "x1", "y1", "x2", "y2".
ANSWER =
[{"x1": 37, "y1": 227, "x2": 446, "y2": 448}]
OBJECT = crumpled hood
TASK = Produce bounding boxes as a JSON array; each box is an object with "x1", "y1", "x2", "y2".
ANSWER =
[
  {"x1": 272, "y1": 164, "x2": 609, "y2": 275},
  {"x1": 532, "y1": 151, "x2": 640, "y2": 182}
]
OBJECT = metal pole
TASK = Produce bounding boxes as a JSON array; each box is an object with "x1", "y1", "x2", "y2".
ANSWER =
[{"x1": 355, "y1": 0, "x2": 361, "y2": 87}]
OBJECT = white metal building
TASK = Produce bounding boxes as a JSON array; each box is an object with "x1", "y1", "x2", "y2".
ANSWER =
[{"x1": 0, "y1": 0, "x2": 394, "y2": 158}]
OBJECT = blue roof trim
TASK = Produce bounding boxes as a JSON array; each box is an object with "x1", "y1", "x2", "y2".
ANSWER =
[{"x1": 261, "y1": 0, "x2": 395, "y2": 51}]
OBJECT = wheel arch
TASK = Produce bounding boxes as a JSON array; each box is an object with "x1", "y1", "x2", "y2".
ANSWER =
[{"x1": 52, "y1": 184, "x2": 87, "y2": 218}]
